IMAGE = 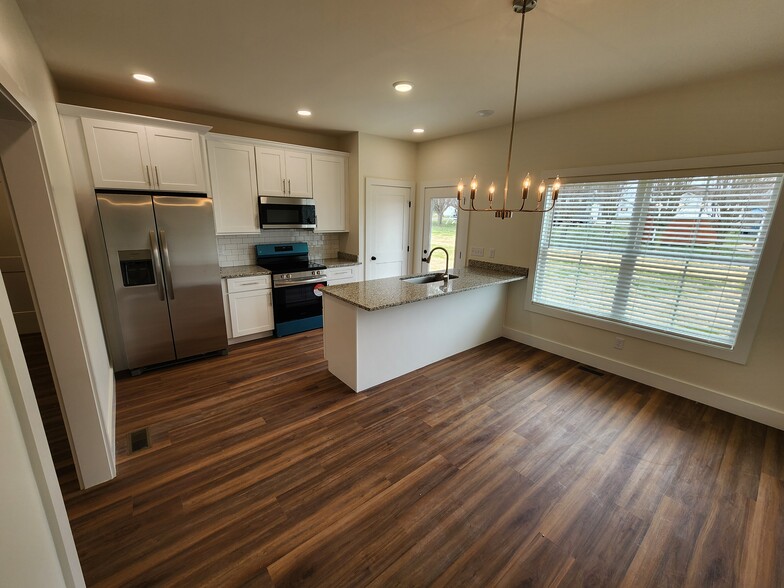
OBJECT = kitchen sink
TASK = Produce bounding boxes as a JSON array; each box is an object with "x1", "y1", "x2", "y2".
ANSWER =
[{"x1": 401, "y1": 273, "x2": 459, "y2": 284}]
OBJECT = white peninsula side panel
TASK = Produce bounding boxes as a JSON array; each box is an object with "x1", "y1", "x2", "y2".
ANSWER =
[{"x1": 324, "y1": 284, "x2": 506, "y2": 392}]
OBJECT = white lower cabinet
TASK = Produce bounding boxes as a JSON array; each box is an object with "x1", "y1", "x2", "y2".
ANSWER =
[
  {"x1": 223, "y1": 276, "x2": 274, "y2": 340},
  {"x1": 325, "y1": 265, "x2": 359, "y2": 285}
]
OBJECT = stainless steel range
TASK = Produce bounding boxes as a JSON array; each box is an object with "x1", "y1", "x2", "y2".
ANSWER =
[{"x1": 256, "y1": 243, "x2": 327, "y2": 337}]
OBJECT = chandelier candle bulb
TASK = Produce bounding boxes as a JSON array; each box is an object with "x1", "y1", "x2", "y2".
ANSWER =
[
  {"x1": 552, "y1": 176, "x2": 561, "y2": 200},
  {"x1": 522, "y1": 174, "x2": 531, "y2": 199},
  {"x1": 489, "y1": 183, "x2": 496, "y2": 201},
  {"x1": 537, "y1": 181, "x2": 546, "y2": 204}
]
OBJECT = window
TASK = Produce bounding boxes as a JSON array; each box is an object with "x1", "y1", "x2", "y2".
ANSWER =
[{"x1": 531, "y1": 169, "x2": 784, "y2": 353}]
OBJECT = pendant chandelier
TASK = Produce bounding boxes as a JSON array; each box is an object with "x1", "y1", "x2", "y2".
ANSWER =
[{"x1": 458, "y1": 0, "x2": 560, "y2": 219}]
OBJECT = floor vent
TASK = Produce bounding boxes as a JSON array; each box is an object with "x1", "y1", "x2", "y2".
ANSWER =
[
  {"x1": 577, "y1": 364, "x2": 605, "y2": 376},
  {"x1": 129, "y1": 428, "x2": 150, "y2": 453}
]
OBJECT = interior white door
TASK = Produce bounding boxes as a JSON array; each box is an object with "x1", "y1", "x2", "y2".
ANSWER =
[
  {"x1": 366, "y1": 180, "x2": 412, "y2": 280},
  {"x1": 421, "y1": 185, "x2": 469, "y2": 273}
]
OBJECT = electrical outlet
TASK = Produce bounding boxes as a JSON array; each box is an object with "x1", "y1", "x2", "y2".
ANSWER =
[
  {"x1": 614, "y1": 337, "x2": 625, "y2": 350},
  {"x1": 488, "y1": 248, "x2": 496, "y2": 259},
  {"x1": 470, "y1": 246, "x2": 485, "y2": 257}
]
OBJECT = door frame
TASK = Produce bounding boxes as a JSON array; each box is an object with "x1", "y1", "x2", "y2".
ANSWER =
[
  {"x1": 417, "y1": 181, "x2": 470, "y2": 273},
  {"x1": 0, "y1": 82, "x2": 86, "y2": 585},
  {"x1": 364, "y1": 177, "x2": 415, "y2": 278}
]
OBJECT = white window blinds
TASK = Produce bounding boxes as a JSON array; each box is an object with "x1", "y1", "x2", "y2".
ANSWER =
[{"x1": 532, "y1": 171, "x2": 784, "y2": 347}]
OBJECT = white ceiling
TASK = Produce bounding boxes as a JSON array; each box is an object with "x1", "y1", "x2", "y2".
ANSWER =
[{"x1": 16, "y1": 0, "x2": 784, "y2": 141}]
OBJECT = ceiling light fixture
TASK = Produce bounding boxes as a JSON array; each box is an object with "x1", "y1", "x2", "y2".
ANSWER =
[
  {"x1": 458, "y1": 0, "x2": 560, "y2": 220},
  {"x1": 413, "y1": 128, "x2": 425, "y2": 134},
  {"x1": 132, "y1": 73, "x2": 155, "y2": 83},
  {"x1": 393, "y1": 81, "x2": 414, "y2": 93},
  {"x1": 297, "y1": 109, "x2": 312, "y2": 117}
]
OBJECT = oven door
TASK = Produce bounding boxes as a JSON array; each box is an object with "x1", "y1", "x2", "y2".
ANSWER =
[
  {"x1": 272, "y1": 276, "x2": 327, "y2": 336},
  {"x1": 259, "y1": 197, "x2": 316, "y2": 229}
]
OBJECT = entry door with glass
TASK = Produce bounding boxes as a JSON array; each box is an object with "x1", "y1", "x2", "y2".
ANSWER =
[{"x1": 421, "y1": 186, "x2": 469, "y2": 273}]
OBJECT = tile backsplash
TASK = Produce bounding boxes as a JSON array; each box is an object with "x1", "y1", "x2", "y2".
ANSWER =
[{"x1": 217, "y1": 230, "x2": 340, "y2": 267}]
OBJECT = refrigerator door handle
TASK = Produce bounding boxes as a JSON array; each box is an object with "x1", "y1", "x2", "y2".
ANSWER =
[
  {"x1": 148, "y1": 230, "x2": 166, "y2": 301},
  {"x1": 158, "y1": 229, "x2": 175, "y2": 300}
]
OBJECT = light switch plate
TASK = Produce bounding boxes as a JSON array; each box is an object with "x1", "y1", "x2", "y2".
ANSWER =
[
  {"x1": 488, "y1": 248, "x2": 496, "y2": 258},
  {"x1": 470, "y1": 246, "x2": 485, "y2": 257}
]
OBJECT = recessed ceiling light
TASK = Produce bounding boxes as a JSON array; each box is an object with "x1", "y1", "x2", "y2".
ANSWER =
[
  {"x1": 393, "y1": 81, "x2": 414, "y2": 93},
  {"x1": 413, "y1": 128, "x2": 425, "y2": 134},
  {"x1": 297, "y1": 109, "x2": 312, "y2": 117},
  {"x1": 132, "y1": 73, "x2": 155, "y2": 83},
  {"x1": 477, "y1": 109, "x2": 495, "y2": 117}
]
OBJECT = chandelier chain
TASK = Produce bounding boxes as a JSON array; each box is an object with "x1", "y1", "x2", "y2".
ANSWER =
[{"x1": 503, "y1": 6, "x2": 527, "y2": 209}]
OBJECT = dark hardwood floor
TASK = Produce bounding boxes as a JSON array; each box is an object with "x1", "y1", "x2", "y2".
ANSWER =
[{"x1": 44, "y1": 330, "x2": 783, "y2": 586}]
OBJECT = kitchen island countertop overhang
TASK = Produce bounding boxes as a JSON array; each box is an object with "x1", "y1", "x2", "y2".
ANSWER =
[{"x1": 320, "y1": 263, "x2": 528, "y2": 312}]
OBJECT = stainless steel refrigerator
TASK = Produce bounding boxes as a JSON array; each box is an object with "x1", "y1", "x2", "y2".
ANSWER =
[{"x1": 97, "y1": 192, "x2": 227, "y2": 372}]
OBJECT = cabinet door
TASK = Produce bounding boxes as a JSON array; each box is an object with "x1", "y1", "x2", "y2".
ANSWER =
[
  {"x1": 146, "y1": 126, "x2": 206, "y2": 193},
  {"x1": 207, "y1": 141, "x2": 259, "y2": 234},
  {"x1": 229, "y1": 289, "x2": 274, "y2": 337},
  {"x1": 285, "y1": 150, "x2": 313, "y2": 198},
  {"x1": 255, "y1": 146, "x2": 286, "y2": 196},
  {"x1": 81, "y1": 118, "x2": 152, "y2": 190},
  {"x1": 312, "y1": 154, "x2": 347, "y2": 232},
  {"x1": 325, "y1": 266, "x2": 356, "y2": 284}
]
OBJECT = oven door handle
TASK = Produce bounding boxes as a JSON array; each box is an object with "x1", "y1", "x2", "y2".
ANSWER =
[{"x1": 275, "y1": 276, "x2": 327, "y2": 288}]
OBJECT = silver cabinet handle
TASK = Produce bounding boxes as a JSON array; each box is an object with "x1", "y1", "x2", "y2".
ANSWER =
[
  {"x1": 154, "y1": 165, "x2": 161, "y2": 188},
  {"x1": 288, "y1": 178, "x2": 291, "y2": 194},
  {"x1": 145, "y1": 165, "x2": 152, "y2": 187},
  {"x1": 158, "y1": 229, "x2": 175, "y2": 300},
  {"x1": 282, "y1": 179, "x2": 286, "y2": 193},
  {"x1": 149, "y1": 231, "x2": 165, "y2": 301}
]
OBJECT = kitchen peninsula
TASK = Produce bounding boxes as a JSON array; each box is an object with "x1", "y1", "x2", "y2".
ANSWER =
[{"x1": 321, "y1": 262, "x2": 527, "y2": 392}]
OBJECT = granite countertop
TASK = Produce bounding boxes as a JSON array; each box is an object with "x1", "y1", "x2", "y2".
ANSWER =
[
  {"x1": 220, "y1": 265, "x2": 272, "y2": 279},
  {"x1": 317, "y1": 258, "x2": 363, "y2": 269},
  {"x1": 322, "y1": 264, "x2": 527, "y2": 311}
]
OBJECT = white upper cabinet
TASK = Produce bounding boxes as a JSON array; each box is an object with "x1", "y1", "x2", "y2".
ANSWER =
[
  {"x1": 284, "y1": 150, "x2": 313, "y2": 198},
  {"x1": 81, "y1": 119, "x2": 152, "y2": 190},
  {"x1": 255, "y1": 146, "x2": 286, "y2": 197},
  {"x1": 145, "y1": 126, "x2": 206, "y2": 192},
  {"x1": 207, "y1": 140, "x2": 259, "y2": 234},
  {"x1": 81, "y1": 117, "x2": 206, "y2": 193},
  {"x1": 256, "y1": 146, "x2": 312, "y2": 198},
  {"x1": 312, "y1": 153, "x2": 348, "y2": 232}
]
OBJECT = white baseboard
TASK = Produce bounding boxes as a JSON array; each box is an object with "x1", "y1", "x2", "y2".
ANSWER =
[{"x1": 502, "y1": 326, "x2": 784, "y2": 431}]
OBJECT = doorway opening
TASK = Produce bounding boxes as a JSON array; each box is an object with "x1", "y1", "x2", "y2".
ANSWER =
[{"x1": 0, "y1": 160, "x2": 78, "y2": 495}]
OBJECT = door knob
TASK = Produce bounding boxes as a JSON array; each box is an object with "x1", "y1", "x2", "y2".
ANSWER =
[{"x1": 371, "y1": 256, "x2": 377, "y2": 261}]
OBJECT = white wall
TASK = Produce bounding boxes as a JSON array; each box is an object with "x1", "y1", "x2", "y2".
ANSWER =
[
  {"x1": 0, "y1": 273, "x2": 83, "y2": 586},
  {"x1": 417, "y1": 64, "x2": 784, "y2": 425},
  {"x1": 340, "y1": 133, "x2": 417, "y2": 272},
  {"x1": 0, "y1": 356, "x2": 68, "y2": 587},
  {"x1": 0, "y1": 0, "x2": 115, "y2": 486}
]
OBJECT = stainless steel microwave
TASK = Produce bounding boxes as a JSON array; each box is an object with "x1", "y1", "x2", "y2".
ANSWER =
[{"x1": 259, "y1": 197, "x2": 317, "y2": 229}]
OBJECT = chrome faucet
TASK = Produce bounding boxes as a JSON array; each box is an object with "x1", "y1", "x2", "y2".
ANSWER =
[{"x1": 423, "y1": 247, "x2": 450, "y2": 283}]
